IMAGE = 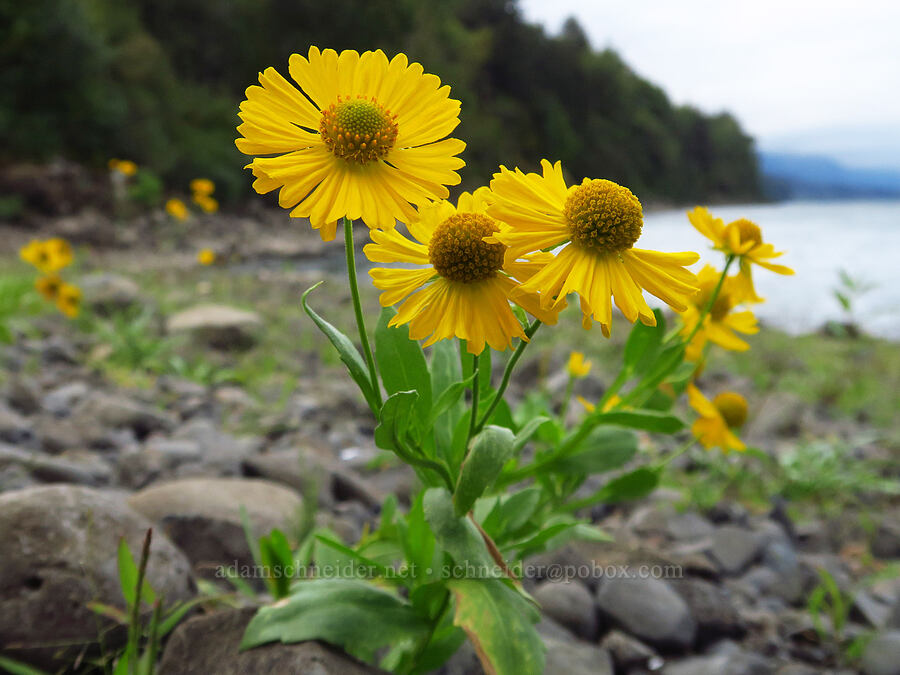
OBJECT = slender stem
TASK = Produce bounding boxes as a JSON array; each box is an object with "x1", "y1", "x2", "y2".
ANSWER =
[
  {"x1": 684, "y1": 254, "x2": 736, "y2": 346},
  {"x1": 656, "y1": 438, "x2": 696, "y2": 469},
  {"x1": 467, "y1": 352, "x2": 480, "y2": 443},
  {"x1": 558, "y1": 376, "x2": 575, "y2": 426},
  {"x1": 343, "y1": 216, "x2": 382, "y2": 406},
  {"x1": 476, "y1": 320, "x2": 541, "y2": 432}
]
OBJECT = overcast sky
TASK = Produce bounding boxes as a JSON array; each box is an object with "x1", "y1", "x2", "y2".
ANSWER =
[{"x1": 519, "y1": 0, "x2": 900, "y2": 169}]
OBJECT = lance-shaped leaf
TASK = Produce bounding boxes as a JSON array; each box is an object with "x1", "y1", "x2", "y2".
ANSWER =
[
  {"x1": 591, "y1": 409, "x2": 684, "y2": 433},
  {"x1": 454, "y1": 426, "x2": 515, "y2": 517},
  {"x1": 374, "y1": 390, "x2": 419, "y2": 452},
  {"x1": 549, "y1": 427, "x2": 638, "y2": 474},
  {"x1": 423, "y1": 488, "x2": 498, "y2": 577},
  {"x1": 375, "y1": 307, "x2": 432, "y2": 420}
]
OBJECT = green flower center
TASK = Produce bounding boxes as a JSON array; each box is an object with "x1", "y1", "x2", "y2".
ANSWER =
[
  {"x1": 319, "y1": 96, "x2": 399, "y2": 164},
  {"x1": 429, "y1": 213, "x2": 505, "y2": 283},
  {"x1": 564, "y1": 179, "x2": 643, "y2": 253},
  {"x1": 713, "y1": 392, "x2": 748, "y2": 428}
]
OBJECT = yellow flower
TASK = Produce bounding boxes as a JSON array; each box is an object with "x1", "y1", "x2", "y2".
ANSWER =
[
  {"x1": 487, "y1": 160, "x2": 700, "y2": 337},
  {"x1": 197, "y1": 248, "x2": 216, "y2": 266},
  {"x1": 236, "y1": 47, "x2": 465, "y2": 241},
  {"x1": 365, "y1": 187, "x2": 561, "y2": 355},
  {"x1": 35, "y1": 275, "x2": 63, "y2": 301},
  {"x1": 55, "y1": 283, "x2": 81, "y2": 318},
  {"x1": 194, "y1": 195, "x2": 219, "y2": 213},
  {"x1": 166, "y1": 199, "x2": 189, "y2": 221},
  {"x1": 577, "y1": 394, "x2": 621, "y2": 414},
  {"x1": 687, "y1": 384, "x2": 746, "y2": 452},
  {"x1": 688, "y1": 207, "x2": 794, "y2": 302},
  {"x1": 681, "y1": 265, "x2": 759, "y2": 361},
  {"x1": 109, "y1": 159, "x2": 138, "y2": 176},
  {"x1": 190, "y1": 178, "x2": 215, "y2": 196},
  {"x1": 566, "y1": 351, "x2": 592, "y2": 378},
  {"x1": 19, "y1": 238, "x2": 72, "y2": 273}
]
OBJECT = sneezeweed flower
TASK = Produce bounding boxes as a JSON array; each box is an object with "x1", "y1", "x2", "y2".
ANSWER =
[
  {"x1": 236, "y1": 47, "x2": 465, "y2": 241},
  {"x1": 165, "y1": 199, "x2": 189, "y2": 221},
  {"x1": 681, "y1": 265, "x2": 759, "y2": 361},
  {"x1": 194, "y1": 195, "x2": 219, "y2": 214},
  {"x1": 19, "y1": 238, "x2": 73, "y2": 273},
  {"x1": 577, "y1": 394, "x2": 622, "y2": 414},
  {"x1": 108, "y1": 159, "x2": 138, "y2": 177},
  {"x1": 197, "y1": 248, "x2": 216, "y2": 266},
  {"x1": 567, "y1": 351, "x2": 592, "y2": 378},
  {"x1": 687, "y1": 384, "x2": 746, "y2": 453},
  {"x1": 688, "y1": 207, "x2": 793, "y2": 302},
  {"x1": 365, "y1": 188, "x2": 561, "y2": 355},
  {"x1": 190, "y1": 178, "x2": 215, "y2": 197},
  {"x1": 35, "y1": 275, "x2": 63, "y2": 302},
  {"x1": 488, "y1": 160, "x2": 700, "y2": 337},
  {"x1": 55, "y1": 283, "x2": 81, "y2": 319}
]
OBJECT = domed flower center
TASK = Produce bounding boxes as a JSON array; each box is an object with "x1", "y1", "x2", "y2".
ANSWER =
[
  {"x1": 728, "y1": 218, "x2": 762, "y2": 247},
  {"x1": 319, "y1": 96, "x2": 399, "y2": 164},
  {"x1": 564, "y1": 179, "x2": 643, "y2": 253},
  {"x1": 713, "y1": 392, "x2": 748, "y2": 428},
  {"x1": 696, "y1": 288, "x2": 732, "y2": 321},
  {"x1": 428, "y1": 213, "x2": 505, "y2": 283}
]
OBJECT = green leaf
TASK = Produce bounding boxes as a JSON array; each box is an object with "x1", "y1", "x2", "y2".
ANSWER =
[
  {"x1": 595, "y1": 467, "x2": 660, "y2": 503},
  {"x1": 454, "y1": 426, "x2": 516, "y2": 516},
  {"x1": 623, "y1": 310, "x2": 664, "y2": 374},
  {"x1": 447, "y1": 579, "x2": 545, "y2": 675},
  {"x1": 423, "y1": 488, "x2": 498, "y2": 577},
  {"x1": 374, "y1": 391, "x2": 419, "y2": 452},
  {"x1": 241, "y1": 578, "x2": 428, "y2": 665},
  {"x1": 591, "y1": 409, "x2": 684, "y2": 433},
  {"x1": 480, "y1": 488, "x2": 542, "y2": 541},
  {"x1": 0, "y1": 655, "x2": 53, "y2": 675},
  {"x1": 375, "y1": 307, "x2": 432, "y2": 419},
  {"x1": 259, "y1": 529, "x2": 294, "y2": 598},
  {"x1": 117, "y1": 538, "x2": 155, "y2": 608},
  {"x1": 400, "y1": 491, "x2": 437, "y2": 575},
  {"x1": 430, "y1": 340, "x2": 466, "y2": 456},
  {"x1": 550, "y1": 427, "x2": 638, "y2": 474},
  {"x1": 302, "y1": 282, "x2": 379, "y2": 411},
  {"x1": 427, "y1": 372, "x2": 476, "y2": 430},
  {"x1": 511, "y1": 416, "x2": 553, "y2": 454}
]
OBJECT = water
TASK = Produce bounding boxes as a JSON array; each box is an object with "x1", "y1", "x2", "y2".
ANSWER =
[{"x1": 637, "y1": 200, "x2": 900, "y2": 339}]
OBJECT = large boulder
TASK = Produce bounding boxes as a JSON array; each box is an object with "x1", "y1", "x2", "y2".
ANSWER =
[
  {"x1": 0, "y1": 485, "x2": 193, "y2": 669},
  {"x1": 158, "y1": 608, "x2": 386, "y2": 674},
  {"x1": 128, "y1": 478, "x2": 304, "y2": 578},
  {"x1": 166, "y1": 304, "x2": 262, "y2": 350}
]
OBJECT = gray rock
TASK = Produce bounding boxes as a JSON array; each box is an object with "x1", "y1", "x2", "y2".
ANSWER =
[
  {"x1": 33, "y1": 416, "x2": 84, "y2": 454},
  {"x1": 80, "y1": 273, "x2": 143, "y2": 314},
  {"x1": 855, "y1": 590, "x2": 895, "y2": 629},
  {"x1": 433, "y1": 639, "x2": 482, "y2": 675},
  {"x1": 746, "y1": 391, "x2": 806, "y2": 439},
  {"x1": 172, "y1": 417, "x2": 260, "y2": 474},
  {"x1": 242, "y1": 449, "x2": 330, "y2": 505},
  {"x1": 158, "y1": 608, "x2": 385, "y2": 675},
  {"x1": 28, "y1": 450, "x2": 113, "y2": 486},
  {"x1": 166, "y1": 304, "x2": 262, "y2": 350},
  {"x1": 42, "y1": 381, "x2": 90, "y2": 416},
  {"x1": 0, "y1": 403, "x2": 32, "y2": 444},
  {"x1": 72, "y1": 392, "x2": 175, "y2": 438},
  {"x1": 543, "y1": 638, "x2": 613, "y2": 675},
  {"x1": 145, "y1": 438, "x2": 203, "y2": 465},
  {"x1": 888, "y1": 597, "x2": 900, "y2": 629},
  {"x1": 533, "y1": 579, "x2": 598, "y2": 640},
  {"x1": 128, "y1": 478, "x2": 304, "y2": 577},
  {"x1": 0, "y1": 485, "x2": 193, "y2": 669},
  {"x1": 873, "y1": 515, "x2": 900, "y2": 559},
  {"x1": 761, "y1": 539, "x2": 806, "y2": 604},
  {"x1": 599, "y1": 629, "x2": 657, "y2": 671},
  {"x1": 709, "y1": 525, "x2": 763, "y2": 574},
  {"x1": 596, "y1": 577, "x2": 696, "y2": 651},
  {"x1": 667, "y1": 511, "x2": 715, "y2": 540},
  {"x1": 671, "y1": 578, "x2": 745, "y2": 644},
  {"x1": 861, "y1": 630, "x2": 900, "y2": 675},
  {"x1": 662, "y1": 649, "x2": 772, "y2": 675},
  {"x1": 7, "y1": 376, "x2": 41, "y2": 414}
]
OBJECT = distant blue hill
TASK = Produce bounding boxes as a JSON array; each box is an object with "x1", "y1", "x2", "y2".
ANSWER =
[{"x1": 759, "y1": 152, "x2": 900, "y2": 200}]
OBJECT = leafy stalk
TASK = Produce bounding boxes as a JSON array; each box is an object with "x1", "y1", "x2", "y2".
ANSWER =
[{"x1": 343, "y1": 216, "x2": 382, "y2": 405}]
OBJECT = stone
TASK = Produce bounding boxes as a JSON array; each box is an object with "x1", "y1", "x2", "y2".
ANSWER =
[
  {"x1": 7, "y1": 376, "x2": 41, "y2": 414},
  {"x1": 72, "y1": 392, "x2": 175, "y2": 438},
  {"x1": 158, "y1": 608, "x2": 385, "y2": 675},
  {"x1": 171, "y1": 417, "x2": 260, "y2": 474},
  {"x1": 666, "y1": 511, "x2": 715, "y2": 540},
  {"x1": 166, "y1": 304, "x2": 262, "y2": 350},
  {"x1": 0, "y1": 485, "x2": 193, "y2": 669},
  {"x1": 27, "y1": 450, "x2": 113, "y2": 486},
  {"x1": 761, "y1": 538, "x2": 806, "y2": 604},
  {"x1": 662, "y1": 649, "x2": 772, "y2": 675},
  {"x1": 596, "y1": 577, "x2": 696, "y2": 651},
  {"x1": 861, "y1": 630, "x2": 900, "y2": 675},
  {"x1": 543, "y1": 638, "x2": 614, "y2": 675},
  {"x1": 533, "y1": 579, "x2": 598, "y2": 640},
  {"x1": 80, "y1": 273, "x2": 143, "y2": 314},
  {"x1": 873, "y1": 514, "x2": 900, "y2": 559},
  {"x1": 128, "y1": 478, "x2": 303, "y2": 577},
  {"x1": 0, "y1": 403, "x2": 32, "y2": 444},
  {"x1": 708, "y1": 525, "x2": 763, "y2": 574},
  {"x1": 599, "y1": 629, "x2": 657, "y2": 671},
  {"x1": 671, "y1": 578, "x2": 745, "y2": 645},
  {"x1": 42, "y1": 381, "x2": 90, "y2": 416},
  {"x1": 433, "y1": 639, "x2": 483, "y2": 675},
  {"x1": 242, "y1": 449, "x2": 332, "y2": 507},
  {"x1": 746, "y1": 391, "x2": 806, "y2": 439}
]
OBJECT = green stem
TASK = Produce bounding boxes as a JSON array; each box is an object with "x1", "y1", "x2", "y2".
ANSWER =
[
  {"x1": 656, "y1": 438, "x2": 696, "y2": 469},
  {"x1": 684, "y1": 254, "x2": 735, "y2": 346},
  {"x1": 475, "y1": 320, "x2": 541, "y2": 432},
  {"x1": 467, "y1": 352, "x2": 480, "y2": 443},
  {"x1": 407, "y1": 591, "x2": 451, "y2": 674},
  {"x1": 558, "y1": 376, "x2": 575, "y2": 426},
  {"x1": 343, "y1": 216, "x2": 382, "y2": 406}
]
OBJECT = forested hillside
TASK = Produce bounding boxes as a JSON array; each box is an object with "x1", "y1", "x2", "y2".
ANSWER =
[{"x1": 1, "y1": 0, "x2": 761, "y2": 202}]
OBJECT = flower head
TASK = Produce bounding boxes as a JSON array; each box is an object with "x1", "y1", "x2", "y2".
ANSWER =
[
  {"x1": 194, "y1": 195, "x2": 219, "y2": 214},
  {"x1": 365, "y1": 187, "x2": 561, "y2": 354},
  {"x1": 20, "y1": 238, "x2": 72, "y2": 273},
  {"x1": 236, "y1": 47, "x2": 465, "y2": 241},
  {"x1": 688, "y1": 207, "x2": 793, "y2": 302},
  {"x1": 681, "y1": 265, "x2": 759, "y2": 361},
  {"x1": 687, "y1": 383, "x2": 746, "y2": 452},
  {"x1": 197, "y1": 248, "x2": 216, "y2": 266},
  {"x1": 566, "y1": 352, "x2": 592, "y2": 378},
  {"x1": 109, "y1": 159, "x2": 138, "y2": 177},
  {"x1": 35, "y1": 275, "x2": 63, "y2": 302},
  {"x1": 166, "y1": 199, "x2": 189, "y2": 221},
  {"x1": 55, "y1": 283, "x2": 81, "y2": 319},
  {"x1": 487, "y1": 160, "x2": 700, "y2": 336},
  {"x1": 190, "y1": 178, "x2": 215, "y2": 197}
]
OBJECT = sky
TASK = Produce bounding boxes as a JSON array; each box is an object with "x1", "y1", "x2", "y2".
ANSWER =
[{"x1": 518, "y1": 0, "x2": 900, "y2": 169}]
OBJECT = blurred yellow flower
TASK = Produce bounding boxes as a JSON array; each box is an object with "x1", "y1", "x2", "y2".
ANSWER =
[
  {"x1": 197, "y1": 248, "x2": 216, "y2": 266},
  {"x1": 19, "y1": 238, "x2": 72, "y2": 273},
  {"x1": 35, "y1": 275, "x2": 63, "y2": 301},
  {"x1": 190, "y1": 178, "x2": 215, "y2": 196},
  {"x1": 365, "y1": 187, "x2": 561, "y2": 355},
  {"x1": 55, "y1": 283, "x2": 81, "y2": 318},
  {"x1": 688, "y1": 207, "x2": 794, "y2": 302},
  {"x1": 109, "y1": 159, "x2": 138, "y2": 176},
  {"x1": 488, "y1": 160, "x2": 699, "y2": 337},
  {"x1": 687, "y1": 384, "x2": 746, "y2": 453},
  {"x1": 166, "y1": 198, "x2": 189, "y2": 221},
  {"x1": 681, "y1": 265, "x2": 759, "y2": 361},
  {"x1": 194, "y1": 195, "x2": 219, "y2": 214},
  {"x1": 236, "y1": 47, "x2": 465, "y2": 241},
  {"x1": 577, "y1": 394, "x2": 621, "y2": 414},
  {"x1": 566, "y1": 351, "x2": 592, "y2": 378}
]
